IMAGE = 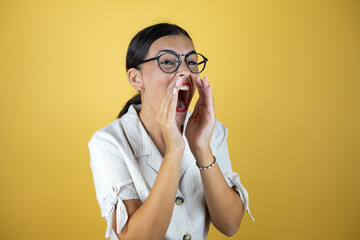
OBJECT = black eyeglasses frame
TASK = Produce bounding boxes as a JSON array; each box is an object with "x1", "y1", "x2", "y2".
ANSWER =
[{"x1": 138, "y1": 50, "x2": 208, "y2": 74}]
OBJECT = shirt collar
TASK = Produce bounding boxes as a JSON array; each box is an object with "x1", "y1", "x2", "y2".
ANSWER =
[
  {"x1": 121, "y1": 103, "x2": 194, "y2": 175},
  {"x1": 121, "y1": 103, "x2": 150, "y2": 158},
  {"x1": 121, "y1": 103, "x2": 192, "y2": 156}
]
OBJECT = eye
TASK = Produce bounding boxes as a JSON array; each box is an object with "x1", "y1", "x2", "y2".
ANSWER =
[
  {"x1": 160, "y1": 60, "x2": 175, "y2": 65},
  {"x1": 188, "y1": 61, "x2": 197, "y2": 65}
]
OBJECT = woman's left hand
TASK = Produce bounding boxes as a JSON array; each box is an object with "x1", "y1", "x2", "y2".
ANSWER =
[{"x1": 185, "y1": 76, "x2": 216, "y2": 155}]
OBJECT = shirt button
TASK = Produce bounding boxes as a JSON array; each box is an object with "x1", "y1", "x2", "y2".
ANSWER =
[
  {"x1": 183, "y1": 233, "x2": 191, "y2": 240},
  {"x1": 175, "y1": 196, "x2": 184, "y2": 205}
]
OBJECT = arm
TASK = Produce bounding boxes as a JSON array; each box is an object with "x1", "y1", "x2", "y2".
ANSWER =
[
  {"x1": 111, "y1": 78, "x2": 186, "y2": 240},
  {"x1": 112, "y1": 151, "x2": 183, "y2": 240},
  {"x1": 192, "y1": 147, "x2": 245, "y2": 236},
  {"x1": 185, "y1": 75, "x2": 244, "y2": 236}
]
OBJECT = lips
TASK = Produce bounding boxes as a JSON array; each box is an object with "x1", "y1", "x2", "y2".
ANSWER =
[{"x1": 176, "y1": 82, "x2": 191, "y2": 113}]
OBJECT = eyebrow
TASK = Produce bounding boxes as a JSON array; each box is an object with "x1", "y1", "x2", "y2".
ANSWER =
[{"x1": 156, "y1": 49, "x2": 196, "y2": 56}]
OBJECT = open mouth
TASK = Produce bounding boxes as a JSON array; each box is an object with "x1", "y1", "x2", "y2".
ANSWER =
[{"x1": 176, "y1": 82, "x2": 190, "y2": 113}]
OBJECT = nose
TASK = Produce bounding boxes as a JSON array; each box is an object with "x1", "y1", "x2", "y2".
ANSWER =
[{"x1": 176, "y1": 55, "x2": 192, "y2": 77}]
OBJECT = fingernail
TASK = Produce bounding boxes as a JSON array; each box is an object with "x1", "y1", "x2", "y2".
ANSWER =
[
  {"x1": 176, "y1": 79, "x2": 182, "y2": 86},
  {"x1": 197, "y1": 76, "x2": 201, "y2": 80},
  {"x1": 173, "y1": 88, "x2": 176, "y2": 95}
]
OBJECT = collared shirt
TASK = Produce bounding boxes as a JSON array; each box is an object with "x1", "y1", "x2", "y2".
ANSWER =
[{"x1": 88, "y1": 104, "x2": 255, "y2": 240}]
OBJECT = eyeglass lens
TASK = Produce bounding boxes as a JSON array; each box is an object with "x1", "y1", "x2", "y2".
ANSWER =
[{"x1": 158, "y1": 53, "x2": 206, "y2": 73}]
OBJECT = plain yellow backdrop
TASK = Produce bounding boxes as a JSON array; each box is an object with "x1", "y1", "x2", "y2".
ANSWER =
[{"x1": 0, "y1": 0, "x2": 359, "y2": 239}]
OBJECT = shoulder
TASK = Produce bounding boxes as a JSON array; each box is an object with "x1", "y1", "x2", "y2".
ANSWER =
[
  {"x1": 88, "y1": 118, "x2": 125, "y2": 148},
  {"x1": 88, "y1": 118, "x2": 129, "y2": 171}
]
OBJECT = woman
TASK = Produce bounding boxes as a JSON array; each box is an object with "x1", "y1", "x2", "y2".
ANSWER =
[{"x1": 88, "y1": 23, "x2": 255, "y2": 240}]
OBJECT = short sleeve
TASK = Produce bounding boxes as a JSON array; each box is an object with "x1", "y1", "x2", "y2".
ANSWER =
[
  {"x1": 210, "y1": 120, "x2": 255, "y2": 222},
  {"x1": 88, "y1": 131, "x2": 139, "y2": 238}
]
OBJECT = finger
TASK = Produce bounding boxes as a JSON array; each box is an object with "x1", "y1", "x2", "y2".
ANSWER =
[
  {"x1": 195, "y1": 76, "x2": 205, "y2": 98},
  {"x1": 193, "y1": 95, "x2": 202, "y2": 115},
  {"x1": 203, "y1": 75, "x2": 209, "y2": 88},
  {"x1": 206, "y1": 85, "x2": 215, "y2": 112},
  {"x1": 211, "y1": 86, "x2": 215, "y2": 110},
  {"x1": 194, "y1": 77, "x2": 206, "y2": 108},
  {"x1": 197, "y1": 76, "x2": 214, "y2": 114},
  {"x1": 205, "y1": 80, "x2": 215, "y2": 115},
  {"x1": 192, "y1": 88, "x2": 205, "y2": 116},
  {"x1": 166, "y1": 77, "x2": 182, "y2": 91},
  {"x1": 203, "y1": 76, "x2": 212, "y2": 99},
  {"x1": 159, "y1": 78, "x2": 182, "y2": 120},
  {"x1": 167, "y1": 82, "x2": 180, "y2": 121},
  {"x1": 163, "y1": 78, "x2": 183, "y2": 119},
  {"x1": 204, "y1": 84, "x2": 213, "y2": 107},
  {"x1": 165, "y1": 78, "x2": 183, "y2": 108}
]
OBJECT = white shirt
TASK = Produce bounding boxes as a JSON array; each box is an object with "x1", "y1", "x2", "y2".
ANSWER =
[{"x1": 88, "y1": 104, "x2": 255, "y2": 240}]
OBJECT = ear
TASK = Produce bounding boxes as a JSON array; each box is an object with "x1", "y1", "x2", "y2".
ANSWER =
[{"x1": 127, "y1": 68, "x2": 143, "y2": 91}]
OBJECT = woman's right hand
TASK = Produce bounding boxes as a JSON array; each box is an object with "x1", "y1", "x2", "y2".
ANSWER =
[{"x1": 156, "y1": 78, "x2": 185, "y2": 154}]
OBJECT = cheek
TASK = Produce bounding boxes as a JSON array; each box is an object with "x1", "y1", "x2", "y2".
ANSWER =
[{"x1": 145, "y1": 76, "x2": 172, "y2": 107}]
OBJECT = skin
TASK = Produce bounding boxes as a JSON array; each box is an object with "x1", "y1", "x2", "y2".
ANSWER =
[{"x1": 112, "y1": 34, "x2": 245, "y2": 240}]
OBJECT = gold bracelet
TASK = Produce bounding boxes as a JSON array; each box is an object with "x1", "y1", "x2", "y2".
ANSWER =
[{"x1": 196, "y1": 156, "x2": 216, "y2": 170}]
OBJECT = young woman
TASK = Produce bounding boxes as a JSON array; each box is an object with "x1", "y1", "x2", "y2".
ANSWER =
[{"x1": 88, "y1": 23, "x2": 255, "y2": 240}]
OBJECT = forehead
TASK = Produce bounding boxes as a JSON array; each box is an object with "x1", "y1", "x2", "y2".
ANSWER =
[{"x1": 148, "y1": 34, "x2": 195, "y2": 56}]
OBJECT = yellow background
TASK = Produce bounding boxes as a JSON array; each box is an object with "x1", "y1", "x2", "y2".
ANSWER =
[{"x1": 0, "y1": 0, "x2": 359, "y2": 239}]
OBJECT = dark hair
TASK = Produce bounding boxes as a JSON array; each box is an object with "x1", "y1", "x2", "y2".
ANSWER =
[{"x1": 117, "y1": 23, "x2": 192, "y2": 118}]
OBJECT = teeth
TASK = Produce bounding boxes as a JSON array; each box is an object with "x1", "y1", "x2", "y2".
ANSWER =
[{"x1": 179, "y1": 85, "x2": 189, "y2": 91}]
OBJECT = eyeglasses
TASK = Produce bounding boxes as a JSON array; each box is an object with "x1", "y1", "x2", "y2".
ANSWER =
[{"x1": 138, "y1": 50, "x2": 208, "y2": 74}]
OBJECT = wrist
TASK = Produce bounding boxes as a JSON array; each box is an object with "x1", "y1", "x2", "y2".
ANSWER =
[
  {"x1": 165, "y1": 147, "x2": 185, "y2": 159},
  {"x1": 196, "y1": 156, "x2": 216, "y2": 170},
  {"x1": 191, "y1": 145, "x2": 213, "y2": 165},
  {"x1": 190, "y1": 145, "x2": 211, "y2": 156},
  {"x1": 166, "y1": 140, "x2": 185, "y2": 153}
]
